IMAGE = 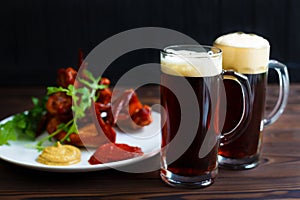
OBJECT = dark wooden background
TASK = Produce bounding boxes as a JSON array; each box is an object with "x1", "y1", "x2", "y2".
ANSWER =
[{"x1": 1, "y1": 0, "x2": 300, "y2": 86}]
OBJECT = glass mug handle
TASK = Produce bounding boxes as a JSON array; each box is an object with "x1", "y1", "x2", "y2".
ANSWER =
[
  {"x1": 220, "y1": 70, "x2": 252, "y2": 145},
  {"x1": 263, "y1": 60, "x2": 290, "y2": 127}
]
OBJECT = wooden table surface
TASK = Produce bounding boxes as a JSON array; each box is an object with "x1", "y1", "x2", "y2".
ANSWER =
[{"x1": 0, "y1": 84, "x2": 299, "y2": 200}]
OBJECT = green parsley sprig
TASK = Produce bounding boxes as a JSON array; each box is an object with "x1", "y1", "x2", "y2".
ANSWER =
[
  {"x1": 0, "y1": 96, "x2": 48, "y2": 145},
  {"x1": 0, "y1": 69, "x2": 108, "y2": 150},
  {"x1": 35, "y1": 70, "x2": 108, "y2": 149}
]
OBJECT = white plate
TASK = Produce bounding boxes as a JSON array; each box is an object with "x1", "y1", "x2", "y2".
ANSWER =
[{"x1": 0, "y1": 112, "x2": 161, "y2": 172}]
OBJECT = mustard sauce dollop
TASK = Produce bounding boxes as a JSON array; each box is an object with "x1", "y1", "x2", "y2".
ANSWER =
[{"x1": 37, "y1": 142, "x2": 81, "y2": 166}]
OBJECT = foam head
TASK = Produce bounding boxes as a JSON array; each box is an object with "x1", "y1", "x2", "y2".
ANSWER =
[
  {"x1": 214, "y1": 32, "x2": 270, "y2": 74},
  {"x1": 161, "y1": 45, "x2": 222, "y2": 77}
]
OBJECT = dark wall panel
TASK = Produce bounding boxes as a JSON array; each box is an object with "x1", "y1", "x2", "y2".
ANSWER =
[
  {"x1": 254, "y1": 0, "x2": 288, "y2": 61},
  {"x1": 219, "y1": 0, "x2": 255, "y2": 33},
  {"x1": 0, "y1": 0, "x2": 299, "y2": 85}
]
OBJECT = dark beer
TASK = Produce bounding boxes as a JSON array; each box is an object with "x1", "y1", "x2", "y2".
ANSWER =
[
  {"x1": 160, "y1": 72, "x2": 220, "y2": 177},
  {"x1": 214, "y1": 32, "x2": 271, "y2": 169},
  {"x1": 159, "y1": 45, "x2": 229, "y2": 187},
  {"x1": 220, "y1": 72, "x2": 267, "y2": 159}
]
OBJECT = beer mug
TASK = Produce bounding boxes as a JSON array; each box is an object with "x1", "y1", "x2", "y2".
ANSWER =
[
  {"x1": 160, "y1": 45, "x2": 252, "y2": 188},
  {"x1": 214, "y1": 32, "x2": 290, "y2": 169}
]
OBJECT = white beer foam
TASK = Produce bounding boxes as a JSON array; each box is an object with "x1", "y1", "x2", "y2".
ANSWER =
[
  {"x1": 214, "y1": 32, "x2": 270, "y2": 74},
  {"x1": 214, "y1": 32, "x2": 269, "y2": 49},
  {"x1": 161, "y1": 49, "x2": 222, "y2": 77}
]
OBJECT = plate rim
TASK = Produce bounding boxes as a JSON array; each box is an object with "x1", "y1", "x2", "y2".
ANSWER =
[{"x1": 0, "y1": 112, "x2": 161, "y2": 172}]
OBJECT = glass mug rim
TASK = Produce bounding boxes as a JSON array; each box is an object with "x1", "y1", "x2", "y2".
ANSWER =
[
  {"x1": 162, "y1": 45, "x2": 222, "y2": 58},
  {"x1": 161, "y1": 45, "x2": 223, "y2": 77}
]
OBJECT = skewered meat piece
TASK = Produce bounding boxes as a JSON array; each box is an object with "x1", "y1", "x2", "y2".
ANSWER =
[
  {"x1": 46, "y1": 92, "x2": 72, "y2": 115},
  {"x1": 46, "y1": 115, "x2": 116, "y2": 148},
  {"x1": 57, "y1": 67, "x2": 77, "y2": 88},
  {"x1": 131, "y1": 105, "x2": 152, "y2": 127},
  {"x1": 105, "y1": 89, "x2": 153, "y2": 128},
  {"x1": 44, "y1": 66, "x2": 152, "y2": 147},
  {"x1": 96, "y1": 88, "x2": 112, "y2": 105}
]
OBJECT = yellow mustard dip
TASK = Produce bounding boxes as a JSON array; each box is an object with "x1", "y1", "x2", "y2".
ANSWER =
[{"x1": 37, "y1": 142, "x2": 81, "y2": 166}]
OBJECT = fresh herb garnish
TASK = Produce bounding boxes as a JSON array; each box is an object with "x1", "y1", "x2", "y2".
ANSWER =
[
  {"x1": 0, "y1": 96, "x2": 47, "y2": 145},
  {"x1": 0, "y1": 70, "x2": 107, "y2": 149},
  {"x1": 35, "y1": 70, "x2": 108, "y2": 149}
]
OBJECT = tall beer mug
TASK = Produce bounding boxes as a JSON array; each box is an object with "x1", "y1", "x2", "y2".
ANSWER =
[
  {"x1": 214, "y1": 32, "x2": 290, "y2": 170},
  {"x1": 160, "y1": 45, "x2": 252, "y2": 188}
]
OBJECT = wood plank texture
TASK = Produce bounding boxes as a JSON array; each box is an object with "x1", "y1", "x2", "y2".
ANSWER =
[{"x1": 0, "y1": 84, "x2": 299, "y2": 199}]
